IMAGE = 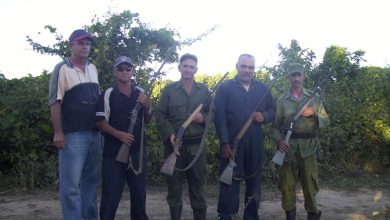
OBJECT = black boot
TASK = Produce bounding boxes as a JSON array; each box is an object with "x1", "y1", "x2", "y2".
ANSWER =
[
  {"x1": 307, "y1": 211, "x2": 321, "y2": 220},
  {"x1": 169, "y1": 205, "x2": 182, "y2": 220},
  {"x1": 286, "y1": 207, "x2": 296, "y2": 220},
  {"x1": 193, "y1": 207, "x2": 207, "y2": 220}
]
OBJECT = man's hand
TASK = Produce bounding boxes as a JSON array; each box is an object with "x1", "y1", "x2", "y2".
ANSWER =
[
  {"x1": 277, "y1": 140, "x2": 289, "y2": 153},
  {"x1": 192, "y1": 112, "x2": 204, "y2": 124},
  {"x1": 301, "y1": 106, "x2": 316, "y2": 118},
  {"x1": 115, "y1": 131, "x2": 135, "y2": 146},
  {"x1": 137, "y1": 93, "x2": 151, "y2": 110},
  {"x1": 253, "y1": 112, "x2": 265, "y2": 123},
  {"x1": 53, "y1": 132, "x2": 65, "y2": 149},
  {"x1": 222, "y1": 143, "x2": 234, "y2": 160}
]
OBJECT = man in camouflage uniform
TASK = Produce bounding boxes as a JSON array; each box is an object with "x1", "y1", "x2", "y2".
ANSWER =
[
  {"x1": 155, "y1": 53, "x2": 211, "y2": 220},
  {"x1": 271, "y1": 63, "x2": 329, "y2": 220}
]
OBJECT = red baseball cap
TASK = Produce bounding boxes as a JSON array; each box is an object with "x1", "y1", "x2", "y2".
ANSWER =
[{"x1": 69, "y1": 29, "x2": 93, "y2": 42}]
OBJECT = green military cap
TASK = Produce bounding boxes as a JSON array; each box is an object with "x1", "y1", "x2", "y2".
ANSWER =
[{"x1": 287, "y1": 63, "x2": 304, "y2": 75}]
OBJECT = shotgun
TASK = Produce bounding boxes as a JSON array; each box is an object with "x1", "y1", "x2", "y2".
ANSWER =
[
  {"x1": 272, "y1": 68, "x2": 334, "y2": 166},
  {"x1": 160, "y1": 71, "x2": 230, "y2": 176},
  {"x1": 116, "y1": 61, "x2": 166, "y2": 167},
  {"x1": 219, "y1": 78, "x2": 277, "y2": 185}
]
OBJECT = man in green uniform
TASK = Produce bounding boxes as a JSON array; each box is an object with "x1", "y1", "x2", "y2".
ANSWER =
[
  {"x1": 271, "y1": 63, "x2": 329, "y2": 220},
  {"x1": 155, "y1": 53, "x2": 211, "y2": 220}
]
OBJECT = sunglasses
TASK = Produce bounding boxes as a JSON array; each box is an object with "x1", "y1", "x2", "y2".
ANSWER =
[{"x1": 116, "y1": 66, "x2": 133, "y2": 72}]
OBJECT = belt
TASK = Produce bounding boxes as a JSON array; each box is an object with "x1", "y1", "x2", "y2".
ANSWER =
[
  {"x1": 290, "y1": 132, "x2": 316, "y2": 139},
  {"x1": 182, "y1": 134, "x2": 203, "y2": 145}
]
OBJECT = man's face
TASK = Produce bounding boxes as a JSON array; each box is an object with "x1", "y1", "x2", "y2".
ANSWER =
[
  {"x1": 114, "y1": 63, "x2": 134, "y2": 83},
  {"x1": 70, "y1": 40, "x2": 91, "y2": 58},
  {"x1": 179, "y1": 58, "x2": 198, "y2": 80},
  {"x1": 288, "y1": 72, "x2": 305, "y2": 89},
  {"x1": 236, "y1": 56, "x2": 255, "y2": 84}
]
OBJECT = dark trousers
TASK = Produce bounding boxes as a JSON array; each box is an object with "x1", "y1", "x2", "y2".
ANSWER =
[
  {"x1": 165, "y1": 142, "x2": 207, "y2": 211},
  {"x1": 99, "y1": 156, "x2": 149, "y2": 220},
  {"x1": 217, "y1": 137, "x2": 263, "y2": 220}
]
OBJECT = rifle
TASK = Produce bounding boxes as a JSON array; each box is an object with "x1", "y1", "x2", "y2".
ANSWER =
[
  {"x1": 219, "y1": 78, "x2": 277, "y2": 185},
  {"x1": 160, "y1": 71, "x2": 230, "y2": 176},
  {"x1": 115, "y1": 61, "x2": 166, "y2": 173},
  {"x1": 272, "y1": 67, "x2": 334, "y2": 166}
]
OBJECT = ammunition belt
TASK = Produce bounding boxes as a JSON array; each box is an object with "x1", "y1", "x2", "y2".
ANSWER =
[
  {"x1": 290, "y1": 132, "x2": 316, "y2": 139},
  {"x1": 182, "y1": 134, "x2": 203, "y2": 145}
]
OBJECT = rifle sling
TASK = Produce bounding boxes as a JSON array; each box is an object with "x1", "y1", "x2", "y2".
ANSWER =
[{"x1": 175, "y1": 98, "x2": 215, "y2": 172}]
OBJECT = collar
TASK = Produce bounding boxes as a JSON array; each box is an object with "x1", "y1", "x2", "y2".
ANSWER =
[
  {"x1": 285, "y1": 88, "x2": 312, "y2": 99},
  {"x1": 173, "y1": 79, "x2": 201, "y2": 90},
  {"x1": 64, "y1": 57, "x2": 90, "y2": 68}
]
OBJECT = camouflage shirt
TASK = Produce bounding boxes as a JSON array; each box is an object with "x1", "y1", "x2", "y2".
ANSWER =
[
  {"x1": 271, "y1": 88, "x2": 329, "y2": 158},
  {"x1": 155, "y1": 80, "x2": 211, "y2": 142}
]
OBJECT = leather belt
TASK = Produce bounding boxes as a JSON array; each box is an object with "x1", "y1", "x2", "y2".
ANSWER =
[
  {"x1": 290, "y1": 132, "x2": 316, "y2": 139},
  {"x1": 182, "y1": 134, "x2": 203, "y2": 145}
]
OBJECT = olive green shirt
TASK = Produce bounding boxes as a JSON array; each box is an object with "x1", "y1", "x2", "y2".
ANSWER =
[
  {"x1": 155, "y1": 80, "x2": 211, "y2": 142},
  {"x1": 271, "y1": 88, "x2": 329, "y2": 158}
]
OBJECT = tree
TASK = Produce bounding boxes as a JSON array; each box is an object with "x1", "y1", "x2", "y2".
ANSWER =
[{"x1": 26, "y1": 10, "x2": 216, "y2": 90}]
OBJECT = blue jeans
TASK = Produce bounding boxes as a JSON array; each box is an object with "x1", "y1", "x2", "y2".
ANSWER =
[{"x1": 59, "y1": 130, "x2": 102, "y2": 220}]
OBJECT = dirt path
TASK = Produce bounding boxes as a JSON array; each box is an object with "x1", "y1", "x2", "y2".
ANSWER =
[{"x1": 0, "y1": 183, "x2": 389, "y2": 220}]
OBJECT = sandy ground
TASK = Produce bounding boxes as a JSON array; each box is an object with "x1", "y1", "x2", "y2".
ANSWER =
[{"x1": 0, "y1": 182, "x2": 389, "y2": 220}]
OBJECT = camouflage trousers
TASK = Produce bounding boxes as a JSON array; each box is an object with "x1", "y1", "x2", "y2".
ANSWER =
[{"x1": 278, "y1": 153, "x2": 319, "y2": 213}]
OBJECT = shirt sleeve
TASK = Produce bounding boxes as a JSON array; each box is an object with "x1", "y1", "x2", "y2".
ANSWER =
[
  {"x1": 48, "y1": 63, "x2": 65, "y2": 106},
  {"x1": 261, "y1": 85, "x2": 275, "y2": 124},
  {"x1": 155, "y1": 86, "x2": 176, "y2": 142},
  {"x1": 95, "y1": 90, "x2": 106, "y2": 122},
  {"x1": 315, "y1": 95, "x2": 329, "y2": 129},
  {"x1": 270, "y1": 97, "x2": 284, "y2": 143},
  {"x1": 214, "y1": 82, "x2": 230, "y2": 144}
]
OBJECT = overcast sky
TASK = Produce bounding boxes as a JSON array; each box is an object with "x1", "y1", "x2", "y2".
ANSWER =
[{"x1": 0, "y1": 0, "x2": 389, "y2": 80}]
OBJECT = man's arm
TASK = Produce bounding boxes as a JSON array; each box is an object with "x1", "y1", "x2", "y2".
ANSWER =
[
  {"x1": 50, "y1": 101, "x2": 65, "y2": 149},
  {"x1": 214, "y1": 83, "x2": 229, "y2": 145},
  {"x1": 260, "y1": 86, "x2": 275, "y2": 124},
  {"x1": 96, "y1": 120, "x2": 134, "y2": 146},
  {"x1": 270, "y1": 97, "x2": 284, "y2": 144},
  {"x1": 316, "y1": 96, "x2": 329, "y2": 128},
  {"x1": 155, "y1": 87, "x2": 175, "y2": 142}
]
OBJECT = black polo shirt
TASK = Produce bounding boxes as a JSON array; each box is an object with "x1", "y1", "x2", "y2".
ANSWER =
[{"x1": 96, "y1": 85, "x2": 143, "y2": 157}]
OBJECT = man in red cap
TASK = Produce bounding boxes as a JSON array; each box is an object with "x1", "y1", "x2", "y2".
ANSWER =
[{"x1": 48, "y1": 29, "x2": 101, "y2": 220}]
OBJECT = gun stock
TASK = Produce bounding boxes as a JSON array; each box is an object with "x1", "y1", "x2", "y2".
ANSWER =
[
  {"x1": 160, "y1": 71, "x2": 230, "y2": 176},
  {"x1": 219, "y1": 114, "x2": 255, "y2": 185},
  {"x1": 160, "y1": 148, "x2": 178, "y2": 175},
  {"x1": 271, "y1": 65, "x2": 335, "y2": 166},
  {"x1": 219, "y1": 159, "x2": 237, "y2": 185},
  {"x1": 115, "y1": 105, "x2": 141, "y2": 164},
  {"x1": 160, "y1": 105, "x2": 203, "y2": 176},
  {"x1": 218, "y1": 75, "x2": 278, "y2": 184},
  {"x1": 116, "y1": 143, "x2": 131, "y2": 163},
  {"x1": 271, "y1": 127, "x2": 292, "y2": 166}
]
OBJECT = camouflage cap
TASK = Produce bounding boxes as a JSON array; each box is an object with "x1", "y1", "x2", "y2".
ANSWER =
[{"x1": 287, "y1": 63, "x2": 304, "y2": 75}]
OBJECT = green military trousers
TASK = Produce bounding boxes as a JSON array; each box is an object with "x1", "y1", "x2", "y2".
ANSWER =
[
  {"x1": 165, "y1": 142, "x2": 207, "y2": 210},
  {"x1": 278, "y1": 152, "x2": 319, "y2": 214}
]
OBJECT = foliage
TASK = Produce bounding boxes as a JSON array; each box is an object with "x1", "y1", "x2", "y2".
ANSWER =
[
  {"x1": 0, "y1": 73, "x2": 57, "y2": 189},
  {"x1": 1, "y1": 21, "x2": 390, "y2": 190},
  {"x1": 26, "y1": 10, "x2": 215, "y2": 91}
]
